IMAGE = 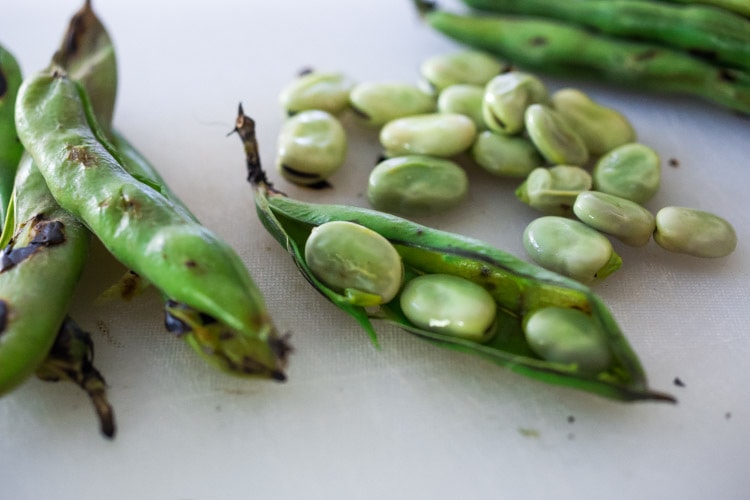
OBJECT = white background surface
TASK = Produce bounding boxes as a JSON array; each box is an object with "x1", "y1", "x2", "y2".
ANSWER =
[{"x1": 1, "y1": 1, "x2": 749, "y2": 499}]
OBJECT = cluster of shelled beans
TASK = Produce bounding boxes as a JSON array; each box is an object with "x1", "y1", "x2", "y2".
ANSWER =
[{"x1": 274, "y1": 50, "x2": 737, "y2": 285}]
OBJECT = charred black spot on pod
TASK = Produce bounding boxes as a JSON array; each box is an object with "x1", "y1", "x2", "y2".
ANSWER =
[
  {"x1": 270, "y1": 333, "x2": 293, "y2": 363},
  {"x1": 198, "y1": 312, "x2": 217, "y2": 325},
  {"x1": 719, "y1": 68, "x2": 738, "y2": 83},
  {"x1": 0, "y1": 68, "x2": 7, "y2": 99},
  {"x1": 0, "y1": 300, "x2": 8, "y2": 335},
  {"x1": 119, "y1": 271, "x2": 143, "y2": 301},
  {"x1": 185, "y1": 260, "x2": 198, "y2": 268},
  {"x1": 164, "y1": 300, "x2": 191, "y2": 336},
  {"x1": 31, "y1": 220, "x2": 65, "y2": 246},
  {"x1": 0, "y1": 217, "x2": 66, "y2": 272},
  {"x1": 529, "y1": 36, "x2": 547, "y2": 47}
]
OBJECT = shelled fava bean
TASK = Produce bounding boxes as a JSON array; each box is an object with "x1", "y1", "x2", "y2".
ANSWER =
[{"x1": 275, "y1": 49, "x2": 737, "y2": 280}]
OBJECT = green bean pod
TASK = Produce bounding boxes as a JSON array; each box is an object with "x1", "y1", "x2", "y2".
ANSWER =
[
  {"x1": 460, "y1": 0, "x2": 750, "y2": 70},
  {"x1": 415, "y1": 1, "x2": 750, "y2": 114},
  {"x1": 0, "y1": 155, "x2": 91, "y2": 395},
  {"x1": 0, "y1": 44, "x2": 24, "y2": 229},
  {"x1": 1, "y1": 0, "x2": 125, "y2": 400},
  {"x1": 16, "y1": 71, "x2": 289, "y2": 380},
  {"x1": 233, "y1": 108, "x2": 673, "y2": 403}
]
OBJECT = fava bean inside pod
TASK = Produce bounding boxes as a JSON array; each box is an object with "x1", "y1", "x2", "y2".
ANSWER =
[
  {"x1": 400, "y1": 274, "x2": 497, "y2": 343},
  {"x1": 304, "y1": 221, "x2": 404, "y2": 305},
  {"x1": 367, "y1": 155, "x2": 468, "y2": 216},
  {"x1": 276, "y1": 109, "x2": 347, "y2": 186},
  {"x1": 523, "y1": 216, "x2": 622, "y2": 284},
  {"x1": 523, "y1": 307, "x2": 612, "y2": 374}
]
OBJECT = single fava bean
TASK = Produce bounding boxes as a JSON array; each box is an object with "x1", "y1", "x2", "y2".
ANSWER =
[
  {"x1": 276, "y1": 110, "x2": 347, "y2": 186},
  {"x1": 304, "y1": 221, "x2": 404, "y2": 305},
  {"x1": 278, "y1": 70, "x2": 354, "y2": 116},
  {"x1": 573, "y1": 191, "x2": 656, "y2": 247},
  {"x1": 523, "y1": 307, "x2": 612, "y2": 374},
  {"x1": 400, "y1": 274, "x2": 497, "y2": 343},
  {"x1": 367, "y1": 155, "x2": 468, "y2": 216},
  {"x1": 523, "y1": 216, "x2": 622, "y2": 284},
  {"x1": 653, "y1": 206, "x2": 737, "y2": 258},
  {"x1": 592, "y1": 143, "x2": 660, "y2": 204},
  {"x1": 349, "y1": 82, "x2": 436, "y2": 126},
  {"x1": 525, "y1": 104, "x2": 589, "y2": 166},
  {"x1": 551, "y1": 88, "x2": 636, "y2": 156},
  {"x1": 516, "y1": 165, "x2": 592, "y2": 215},
  {"x1": 483, "y1": 71, "x2": 548, "y2": 135},
  {"x1": 379, "y1": 113, "x2": 477, "y2": 158},
  {"x1": 437, "y1": 84, "x2": 486, "y2": 131},
  {"x1": 470, "y1": 131, "x2": 542, "y2": 178},
  {"x1": 420, "y1": 49, "x2": 506, "y2": 93}
]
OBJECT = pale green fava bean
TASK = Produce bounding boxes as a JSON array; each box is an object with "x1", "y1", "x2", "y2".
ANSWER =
[
  {"x1": 470, "y1": 130, "x2": 542, "y2": 178},
  {"x1": 305, "y1": 221, "x2": 404, "y2": 305},
  {"x1": 551, "y1": 88, "x2": 636, "y2": 156},
  {"x1": 523, "y1": 307, "x2": 612, "y2": 374},
  {"x1": 592, "y1": 143, "x2": 660, "y2": 204},
  {"x1": 482, "y1": 71, "x2": 548, "y2": 135},
  {"x1": 516, "y1": 165, "x2": 592, "y2": 215},
  {"x1": 523, "y1": 216, "x2": 622, "y2": 284},
  {"x1": 349, "y1": 82, "x2": 436, "y2": 126},
  {"x1": 653, "y1": 206, "x2": 737, "y2": 258},
  {"x1": 278, "y1": 70, "x2": 354, "y2": 116},
  {"x1": 367, "y1": 155, "x2": 468, "y2": 216},
  {"x1": 525, "y1": 104, "x2": 589, "y2": 166},
  {"x1": 379, "y1": 113, "x2": 477, "y2": 158},
  {"x1": 276, "y1": 109, "x2": 347, "y2": 186},
  {"x1": 420, "y1": 49, "x2": 506, "y2": 93},
  {"x1": 437, "y1": 84, "x2": 486, "y2": 131},
  {"x1": 400, "y1": 274, "x2": 497, "y2": 343},
  {"x1": 573, "y1": 191, "x2": 656, "y2": 247}
]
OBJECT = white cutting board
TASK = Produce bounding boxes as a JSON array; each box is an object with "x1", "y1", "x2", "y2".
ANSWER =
[{"x1": 1, "y1": 1, "x2": 748, "y2": 499}]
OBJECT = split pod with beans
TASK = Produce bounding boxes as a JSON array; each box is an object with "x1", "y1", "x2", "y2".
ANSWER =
[{"x1": 233, "y1": 107, "x2": 674, "y2": 403}]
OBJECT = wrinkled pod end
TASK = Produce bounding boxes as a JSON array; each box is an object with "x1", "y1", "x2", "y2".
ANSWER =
[{"x1": 166, "y1": 301, "x2": 292, "y2": 382}]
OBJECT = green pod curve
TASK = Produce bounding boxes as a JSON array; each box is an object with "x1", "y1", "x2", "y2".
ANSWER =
[
  {"x1": 16, "y1": 71, "x2": 289, "y2": 380},
  {"x1": 0, "y1": 44, "x2": 24, "y2": 228},
  {"x1": 233, "y1": 107, "x2": 673, "y2": 403},
  {"x1": 0, "y1": 155, "x2": 91, "y2": 395}
]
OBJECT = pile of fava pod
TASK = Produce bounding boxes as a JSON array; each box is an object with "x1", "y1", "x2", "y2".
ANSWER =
[
  {"x1": 414, "y1": 0, "x2": 750, "y2": 115},
  {"x1": 234, "y1": 96, "x2": 679, "y2": 405},
  {"x1": 0, "y1": 1, "x2": 291, "y2": 439},
  {"x1": 272, "y1": 50, "x2": 737, "y2": 285}
]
